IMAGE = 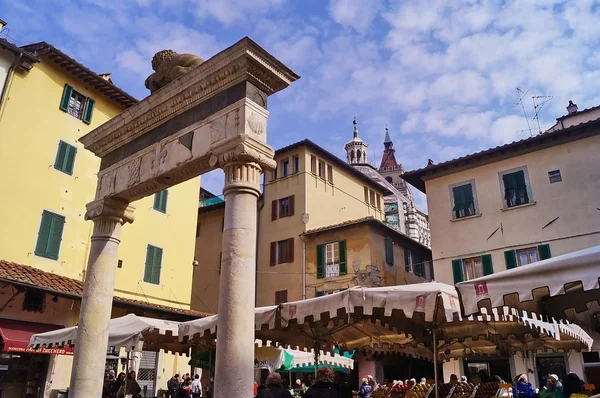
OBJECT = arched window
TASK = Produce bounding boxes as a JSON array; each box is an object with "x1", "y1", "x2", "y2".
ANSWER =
[
  {"x1": 357, "y1": 149, "x2": 362, "y2": 163},
  {"x1": 385, "y1": 176, "x2": 393, "y2": 183},
  {"x1": 350, "y1": 150, "x2": 355, "y2": 162}
]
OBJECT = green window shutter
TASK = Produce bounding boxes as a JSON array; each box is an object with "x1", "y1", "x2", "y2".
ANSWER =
[
  {"x1": 316, "y1": 244, "x2": 325, "y2": 279},
  {"x1": 82, "y1": 97, "x2": 95, "y2": 124},
  {"x1": 452, "y1": 259, "x2": 464, "y2": 283},
  {"x1": 339, "y1": 240, "x2": 347, "y2": 275},
  {"x1": 143, "y1": 245, "x2": 154, "y2": 283},
  {"x1": 47, "y1": 214, "x2": 65, "y2": 260},
  {"x1": 59, "y1": 84, "x2": 73, "y2": 112},
  {"x1": 482, "y1": 254, "x2": 494, "y2": 276},
  {"x1": 504, "y1": 250, "x2": 517, "y2": 270},
  {"x1": 384, "y1": 237, "x2": 394, "y2": 265},
  {"x1": 64, "y1": 144, "x2": 77, "y2": 175},
  {"x1": 54, "y1": 141, "x2": 77, "y2": 175},
  {"x1": 161, "y1": 190, "x2": 169, "y2": 212},
  {"x1": 54, "y1": 142, "x2": 68, "y2": 172},
  {"x1": 153, "y1": 191, "x2": 167, "y2": 213},
  {"x1": 35, "y1": 211, "x2": 53, "y2": 257},
  {"x1": 152, "y1": 247, "x2": 163, "y2": 284},
  {"x1": 538, "y1": 244, "x2": 551, "y2": 260},
  {"x1": 452, "y1": 186, "x2": 462, "y2": 211}
]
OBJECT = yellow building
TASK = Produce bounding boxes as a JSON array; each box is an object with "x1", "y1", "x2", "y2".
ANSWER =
[
  {"x1": 193, "y1": 139, "x2": 432, "y2": 313},
  {"x1": 402, "y1": 101, "x2": 600, "y2": 388},
  {"x1": 0, "y1": 35, "x2": 201, "y2": 397}
]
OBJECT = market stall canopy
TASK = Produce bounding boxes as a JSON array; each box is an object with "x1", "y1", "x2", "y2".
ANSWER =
[
  {"x1": 188, "y1": 344, "x2": 353, "y2": 371},
  {"x1": 29, "y1": 314, "x2": 187, "y2": 354},
  {"x1": 456, "y1": 245, "x2": 600, "y2": 329},
  {"x1": 179, "y1": 282, "x2": 462, "y2": 356},
  {"x1": 0, "y1": 318, "x2": 74, "y2": 355}
]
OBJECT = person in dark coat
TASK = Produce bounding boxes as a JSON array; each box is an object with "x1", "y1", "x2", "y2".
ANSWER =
[
  {"x1": 256, "y1": 372, "x2": 293, "y2": 398},
  {"x1": 304, "y1": 366, "x2": 346, "y2": 398},
  {"x1": 563, "y1": 373, "x2": 584, "y2": 398}
]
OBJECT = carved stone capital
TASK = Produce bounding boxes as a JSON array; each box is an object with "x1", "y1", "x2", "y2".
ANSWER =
[
  {"x1": 85, "y1": 197, "x2": 135, "y2": 225},
  {"x1": 208, "y1": 143, "x2": 276, "y2": 171},
  {"x1": 209, "y1": 135, "x2": 275, "y2": 196}
]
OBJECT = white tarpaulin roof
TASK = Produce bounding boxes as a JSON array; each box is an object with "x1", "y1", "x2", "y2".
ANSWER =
[
  {"x1": 29, "y1": 314, "x2": 187, "y2": 354},
  {"x1": 456, "y1": 245, "x2": 600, "y2": 329},
  {"x1": 179, "y1": 282, "x2": 591, "y2": 356}
]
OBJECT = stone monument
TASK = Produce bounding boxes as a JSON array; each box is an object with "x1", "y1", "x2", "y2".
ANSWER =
[{"x1": 69, "y1": 37, "x2": 298, "y2": 398}]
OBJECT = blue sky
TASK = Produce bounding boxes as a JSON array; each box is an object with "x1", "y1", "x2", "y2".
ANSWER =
[{"x1": 3, "y1": 0, "x2": 600, "y2": 210}]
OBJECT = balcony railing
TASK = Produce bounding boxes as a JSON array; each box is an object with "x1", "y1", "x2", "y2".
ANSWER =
[{"x1": 199, "y1": 195, "x2": 225, "y2": 208}]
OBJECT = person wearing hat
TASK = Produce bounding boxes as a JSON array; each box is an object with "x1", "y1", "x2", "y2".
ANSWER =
[{"x1": 544, "y1": 375, "x2": 564, "y2": 394}]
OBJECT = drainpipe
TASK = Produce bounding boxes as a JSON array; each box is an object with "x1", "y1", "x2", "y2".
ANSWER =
[
  {"x1": 0, "y1": 52, "x2": 22, "y2": 112},
  {"x1": 300, "y1": 235, "x2": 306, "y2": 300}
]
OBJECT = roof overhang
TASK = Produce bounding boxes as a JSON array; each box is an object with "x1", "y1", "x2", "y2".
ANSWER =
[{"x1": 402, "y1": 117, "x2": 600, "y2": 193}]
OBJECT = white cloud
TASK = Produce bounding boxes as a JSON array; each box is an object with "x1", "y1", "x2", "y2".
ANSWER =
[
  {"x1": 192, "y1": 0, "x2": 284, "y2": 25},
  {"x1": 328, "y1": 0, "x2": 382, "y2": 33}
]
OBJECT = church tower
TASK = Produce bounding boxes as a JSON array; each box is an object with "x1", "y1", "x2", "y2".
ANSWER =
[
  {"x1": 378, "y1": 127, "x2": 412, "y2": 200},
  {"x1": 345, "y1": 118, "x2": 368, "y2": 164}
]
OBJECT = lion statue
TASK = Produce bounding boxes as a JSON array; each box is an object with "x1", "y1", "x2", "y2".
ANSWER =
[{"x1": 144, "y1": 49, "x2": 204, "y2": 93}]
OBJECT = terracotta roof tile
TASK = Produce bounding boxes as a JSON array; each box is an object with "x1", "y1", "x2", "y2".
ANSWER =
[{"x1": 0, "y1": 260, "x2": 210, "y2": 318}]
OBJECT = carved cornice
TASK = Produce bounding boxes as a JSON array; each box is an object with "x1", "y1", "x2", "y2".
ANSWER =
[
  {"x1": 85, "y1": 197, "x2": 135, "y2": 224},
  {"x1": 80, "y1": 37, "x2": 299, "y2": 158}
]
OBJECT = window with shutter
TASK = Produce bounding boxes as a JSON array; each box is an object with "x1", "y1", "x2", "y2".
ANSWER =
[
  {"x1": 538, "y1": 244, "x2": 551, "y2": 260},
  {"x1": 35, "y1": 211, "x2": 66, "y2": 260},
  {"x1": 516, "y1": 247, "x2": 539, "y2": 266},
  {"x1": 500, "y1": 168, "x2": 531, "y2": 208},
  {"x1": 59, "y1": 84, "x2": 73, "y2": 112},
  {"x1": 481, "y1": 254, "x2": 493, "y2": 275},
  {"x1": 282, "y1": 159, "x2": 289, "y2": 177},
  {"x1": 289, "y1": 195, "x2": 295, "y2": 216},
  {"x1": 310, "y1": 155, "x2": 317, "y2": 174},
  {"x1": 153, "y1": 190, "x2": 168, "y2": 213},
  {"x1": 82, "y1": 97, "x2": 95, "y2": 124},
  {"x1": 279, "y1": 197, "x2": 290, "y2": 217},
  {"x1": 271, "y1": 200, "x2": 278, "y2": 221},
  {"x1": 292, "y1": 155, "x2": 300, "y2": 173},
  {"x1": 54, "y1": 141, "x2": 77, "y2": 175},
  {"x1": 143, "y1": 245, "x2": 163, "y2": 285},
  {"x1": 452, "y1": 259, "x2": 464, "y2": 283},
  {"x1": 504, "y1": 250, "x2": 517, "y2": 269},
  {"x1": 270, "y1": 242, "x2": 277, "y2": 266},
  {"x1": 451, "y1": 183, "x2": 476, "y2": 219},
  {"x1": 327, "y1": 164, "x2": 333, "y2": 183},
  {"x1": 461, "y1": 257, "x2": 483, "y2": 280},
  {"x1": 316, "y1": 244, "x2": 325, "y2": 279},
  {"x1": 338, "y1": 240, "x2": 347, "y2": 275},
  {"x1": 384, "y1": 237, "x2": 394, "y2": 265},
  {"x1": 275, "y1": 290, "x2": 288, "y2": 305}
]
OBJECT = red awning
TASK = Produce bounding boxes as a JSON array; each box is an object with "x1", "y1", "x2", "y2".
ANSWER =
[{"x1": 0, "y1": 318, "x2": 74, "y2": 355}]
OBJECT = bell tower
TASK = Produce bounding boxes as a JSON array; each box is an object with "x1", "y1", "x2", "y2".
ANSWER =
[{"x1": 345, "y1": 118, "x2": 369, "y2": 164}]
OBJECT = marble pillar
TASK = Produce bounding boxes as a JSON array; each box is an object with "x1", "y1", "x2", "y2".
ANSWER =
[
  {"x1": 69, "y1": 198, "x2": 134, "y2": 398},
  {"x1": 210, "y1": 145, "x2": 275, "y2": 398}
]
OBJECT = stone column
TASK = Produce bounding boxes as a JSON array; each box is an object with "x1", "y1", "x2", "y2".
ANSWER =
[
  {"x1": 69, "y1": 198, "x2": 135, "y2": 398},
  {"x1": 210, "y1": 144, "x2": 275, "y2": 398}
]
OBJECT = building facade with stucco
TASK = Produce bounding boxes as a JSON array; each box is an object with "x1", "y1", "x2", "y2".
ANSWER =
[
  {"x1": 402, "y1": 101, "x2": 600, "y2": 388},
  {"x1": 0, "y1": 26, "x2": 202, "y2": 398},
  {"x1": 193, "y1": 138, "x2": 432, "y2": 314}
]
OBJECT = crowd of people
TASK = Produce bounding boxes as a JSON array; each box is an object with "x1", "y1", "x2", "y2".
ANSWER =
[
  {"x1": 102, "y1": 370, "x2": 142, "y2": 398},
  {"x1": 101, "y1": 367, "x2": 587, "y2": 398},
  {"x1": 255, "y1": 366, "x2": 354, "y2": 398}
]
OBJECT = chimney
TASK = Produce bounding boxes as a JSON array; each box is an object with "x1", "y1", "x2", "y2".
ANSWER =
[{"x1": 567, "y1": 100, "x2": 578, "y2": 115}]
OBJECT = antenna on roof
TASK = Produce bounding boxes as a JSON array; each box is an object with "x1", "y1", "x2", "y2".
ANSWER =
[
  {"x1": 532, "y1": 95, "x2": 553, "y2": 134},
  {"x1": 515, "y1": 87, "x2": 533, "y2": 136}
]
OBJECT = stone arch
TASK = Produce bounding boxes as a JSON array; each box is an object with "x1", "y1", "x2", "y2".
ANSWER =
[
  {"x1": 350, "y1": 149, "x2": 355, "y2": 162},
  {"x1": 357, "y1": 149, "x2": 362, "y2": 162}
]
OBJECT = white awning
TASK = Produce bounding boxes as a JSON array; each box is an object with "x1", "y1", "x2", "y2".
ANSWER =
[
  {"x1": 456, "y1": 245, "x2": 600, "y2": 329},
  {"x1": 29, "y1": 314, "x2": 187, "y2": 354}
]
